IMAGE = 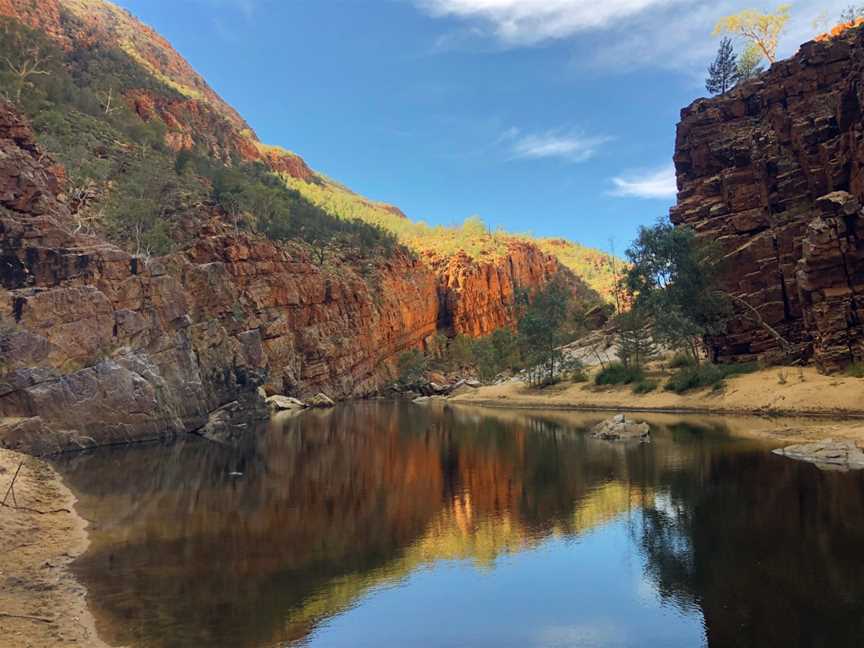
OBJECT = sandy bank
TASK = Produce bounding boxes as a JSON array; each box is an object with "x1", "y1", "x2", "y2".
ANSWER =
[
  {"x1": 450, "y1": 366, "x2": 864, "y2": 445},
  {"x1": 0, "y1": 449, "x2": 109, "y2": 648}
]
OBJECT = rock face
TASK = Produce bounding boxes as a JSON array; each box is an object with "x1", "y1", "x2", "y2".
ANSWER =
[
  {"x1": 671, "y1": 27, "x2": 864, "y2": 370},
  {"x1": 773, "y1": 439, "x2": 864, "y2": 471},
  {"x1": 591, "y1": 415, "x2": 651, "y2": 442},
  {"x1": 435, "y1": 244, "x2": 582, "y2": 337},
  {"x1": 0, "y1": 102, "x2": 436, "y2": 451}
]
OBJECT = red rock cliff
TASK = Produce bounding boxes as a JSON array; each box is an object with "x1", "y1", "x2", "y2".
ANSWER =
[
  {"x1": 671, "y1": 27, "x2": 864, "y2": 370},
  {"x1": 0, "y1": 103, "x2": 438, "y2": 451}
]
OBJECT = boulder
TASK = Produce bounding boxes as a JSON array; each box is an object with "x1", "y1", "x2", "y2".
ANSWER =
[
  {"x1": 591, "y1": 414, "x2": 650, "y2": 442},
  {"x1": 306, "y1": 392, "x2": 335, "y2": 408},
  {"x1": 772, "y1": 439, "x2": 864, "y2": 471},
  {"x1": 265, "y1": 395, "x2": 306, "y2": 411}
]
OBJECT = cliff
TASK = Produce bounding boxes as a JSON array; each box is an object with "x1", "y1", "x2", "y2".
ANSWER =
[
  {"x1": 0, "y1": 102, "x2": 439, "y2": 452},
  {"x1": 0, "y1": 0, "x2": 609, "y2": 451},
  {"x1": 671, "y1": 26, "x2": 864, "y2": 370},
  {"x1": 0, "y1": 102, "x2": 581, "y2": 451}
]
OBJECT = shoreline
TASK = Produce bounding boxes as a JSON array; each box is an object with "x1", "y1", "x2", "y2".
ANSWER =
[
  {"x1": 449, "y1": 366, "x2": 864, "y2": 445},
  {"x1": 0, "y1": 448, "x2": 110, "y2": 648}
]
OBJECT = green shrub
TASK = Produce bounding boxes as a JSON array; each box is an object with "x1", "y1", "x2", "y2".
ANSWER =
[
  {"x1": 845, "y1": 362, "x2": 864, "y2": 378},
  {"x1": 668, "y1": 353, "x2": 696, "y2": 369},
  {"x1": 595, "y1": 362, "x2": 645, "y2": 386},
  {"x1": 397, "y1": 350, "x2": 427, "y2": 386},
  {"x1": 632, "y1": 379, "x2": 658, "y2": 394},
  {"x1": 664, "y1": 362, "x2": 757, "y2": 394}
]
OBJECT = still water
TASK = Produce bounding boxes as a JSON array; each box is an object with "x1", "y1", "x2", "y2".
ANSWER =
[{"x1": 53, "y1": 402, "x2": 864, "y2": 648}]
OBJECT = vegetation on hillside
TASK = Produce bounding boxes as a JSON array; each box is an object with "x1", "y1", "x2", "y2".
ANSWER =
[
  {"x1": 0, "y1": 18, "x2": 398, "y2": 260},
  {"x1": 287, "y1": 176, "x2": 619, "y2": 301},
  {"x1": 398, "y1": 275, "x2": 591, "y2": 387}
]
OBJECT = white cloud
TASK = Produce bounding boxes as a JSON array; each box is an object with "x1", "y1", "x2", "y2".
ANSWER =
[
  {"x1": 507, "y1": 129, "x2": 611, "y2": 162},
  {"x1": 610, "y1": 164, "x2": 677, "y2": 198},
  {"x1": 417, "y1": 0, "x2": 685, "y2": 45},
  {"x1": 415, "y1": 0, "x2": 851, "y2": 72}
]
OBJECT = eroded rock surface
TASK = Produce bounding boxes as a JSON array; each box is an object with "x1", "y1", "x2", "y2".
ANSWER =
[
  {"x1": 773, "y1": 439, "x2": 864, "y2": 471},
  {"x1": 591, "y1": 414, "x2": 651, "y2": 442},
  {"x1": 672, "y1": 27, "x2": 864, "y2": 370}
]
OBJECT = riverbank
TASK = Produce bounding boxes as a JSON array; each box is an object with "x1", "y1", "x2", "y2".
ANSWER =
[
  {"x1": 0, "y1": 448, "x2": 108, "y2": 648},
  {"x1": 450, "y1": 366, "x2": 864, "y2": 444}
]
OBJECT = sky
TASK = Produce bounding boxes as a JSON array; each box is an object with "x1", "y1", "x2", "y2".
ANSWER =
[{"x1": 114, "y1": 0, "x2": 844, "y2": 251}]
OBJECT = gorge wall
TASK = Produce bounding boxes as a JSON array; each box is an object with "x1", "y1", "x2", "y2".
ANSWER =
[
  {"x1": 672, "y1": 25, "x2": 864, "y2": 370},
  {"x1": 0, "y1": 103, "x2": 570, "y2": 452}
]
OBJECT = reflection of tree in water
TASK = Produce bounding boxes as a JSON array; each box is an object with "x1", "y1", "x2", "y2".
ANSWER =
[
  {"x1": 53, "y1": 406, "x2": 864, "y2": 648},
  {"x1": 629, "y1": 428, "x2": 864, "y2": 647}
]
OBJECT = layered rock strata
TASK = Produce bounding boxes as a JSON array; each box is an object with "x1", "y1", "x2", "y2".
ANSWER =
[{"x1": 672, "y1": 26, "x2": 864, "y2": 369}]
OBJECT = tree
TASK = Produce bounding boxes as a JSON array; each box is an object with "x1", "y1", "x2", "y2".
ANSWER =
[
  {"x1": 841, "y1": 5, "x2": 864, "y2": 22},
  {"x1": 713, "y1": 5, "x2": 791, "y2": 64},
  {"x1": 624, "y1": 219, "x2": 730, "y2": 365},
  {"x1": 1, "y1": 21, "x2": 52, "y2": 103},
  {"x1": 615, "y1": 308, "x2": 658, "y2": 369},
  {"x1": 736, "y1": 45, "x2": 765, "y2": 82},
  {"x1": 397, "y1": 349, "x2": 427, "y2": 387},
  {"x1": 517, "y1": 278, "x2": 571, "y2": 385},
  {"x1": 706, "y1": 37, "x2": 739, "y2": 95}
]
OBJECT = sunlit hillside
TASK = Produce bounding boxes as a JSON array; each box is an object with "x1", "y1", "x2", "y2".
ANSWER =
[{"x1": 286, "y1": 175, "x2": 620, "y2": 301}]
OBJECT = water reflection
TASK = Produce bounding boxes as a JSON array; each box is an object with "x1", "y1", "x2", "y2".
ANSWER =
[{"x1": 53, "y1": 403, "x2": 864, "y2": 648}]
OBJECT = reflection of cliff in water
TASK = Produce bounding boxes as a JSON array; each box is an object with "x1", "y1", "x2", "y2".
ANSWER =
[{"x1": 54, "y1": 403, "x2": 864, "y2": 647}]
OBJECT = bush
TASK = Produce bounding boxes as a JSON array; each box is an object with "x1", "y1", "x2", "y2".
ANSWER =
[
  {"x1": 664, "y1": 362, "x2": 757, "y2": 394},
  {"x1": 397, "y1": 350, "x2": 427, "y2": 386},
  {"x1": 632, "y1": 379, "x2": 658, "y2": 394},
  {"x1": 668, "y1": 353, "x2": 696, "y2": 369},
  {"x1": 845, "y1": 362, "x2": 864, "y2": 378},
  {"x1": 595, "y1": 362, "x2": 645, "y2": 386}
]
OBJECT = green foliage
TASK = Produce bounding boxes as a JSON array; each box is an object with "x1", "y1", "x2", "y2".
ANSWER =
[
  {"x1": 845, "y1": 362, "x2": 864, "y2": 378},
  {"x1": 615, "y1": 308, "x2": 657, "y2": 369},
  {"x1": 397, "y1": 349, "x2": 428, "y2": 386},
  {"x1": 625, "y1": 218, "x2": 730, "y2": 365},
  {"x1": 518, "y1": 278, "x2": 572, "y2": 386},
  {"x1": 706, "y1": 37, "x2": 739, "y2": 95},
  {"x1": 595, "y1": 363, "x2": 646, "y2": 386},
  {"x1": 632, "y1": 379, "x2": 659, "y2": 394},
  {"x1": 664, "y1": 362, "x2": 757, "y2": 394},
  {"x1": 737, "y1": 45, "x2": 765, "y2": 81},
  {"x1": 668, "y1": 353, "x2": 696, "y2": 369}
]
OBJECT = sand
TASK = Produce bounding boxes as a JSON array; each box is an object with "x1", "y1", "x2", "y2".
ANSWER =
[
  {"x1": 0, "y1": 448, "x2": 109, "y2": 648},
  {"x1": 450, "y1": 366, "x2": 864, "y2": 445}
]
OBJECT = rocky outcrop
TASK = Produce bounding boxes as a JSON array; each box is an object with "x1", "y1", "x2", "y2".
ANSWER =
[
  {"x1": 0, "y1": 102, "x2": 438, "y2": 452},
  {"x1": 435, "y1": 243, "x2": 569, "y2": 337},
  {"x1": 671, "y1": 26, "x2": 864, "y2": 370},
  {"x1": 773, "y1": 439, "x2": 864, "y2": 471},
  {"x1": 591, "y1": 414, "x2": 651, "y2": 442}
]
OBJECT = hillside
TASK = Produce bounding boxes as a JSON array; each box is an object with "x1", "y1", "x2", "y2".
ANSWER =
[
  {"x1": 0, "y1": 0, "x2": 617, "y2": 302},
  {"x1": 0, "y1": 0, "x2": 618, "y2": 451}
]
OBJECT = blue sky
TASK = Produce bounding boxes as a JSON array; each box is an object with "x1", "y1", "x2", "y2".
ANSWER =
[{"x1": 115, "y1": 0, "x2": 839, "y2": 251}]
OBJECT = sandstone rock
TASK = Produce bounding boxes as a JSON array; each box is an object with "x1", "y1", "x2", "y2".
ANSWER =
[
  {"x1": 306, "y1": 393, "x2": 335, "y2": 408},
  {"x1": 591, "y1": 414, "x2": 651, "y2": 442},
  {"x1": 772, "y1": 439, "x2": 864, "y2": 471},
  {"x1": 671, "y1": 28, "x2": 864, "y2": 371},
  {"x1": 266, "y1": 395, "x2": 306, "y2": 411}
]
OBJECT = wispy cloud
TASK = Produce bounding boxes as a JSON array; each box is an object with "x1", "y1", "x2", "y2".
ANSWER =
[
  {"x1": 416, "y1": 0, "x2": 685, "y2": 46},
  {"x1": 506, "y1": 128, "x2": 611, "y2": 162},
  {"x1": 610, "y1": 164, "x2": 677, "y2": 198},
  {"x1": 415, "y1": 0, "x2": 850, "y2": 73}
]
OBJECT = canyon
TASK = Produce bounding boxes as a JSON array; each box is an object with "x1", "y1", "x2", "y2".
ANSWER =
[
  {"x1": 0, "y1": 0, "x2": 593, "y2": 452},
  {"x1": 0, "y1": 100, "x2": 579, "y2": 453},
  {"x1": 672, "y1": 25, "x2": 864, "y2": 370}
]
